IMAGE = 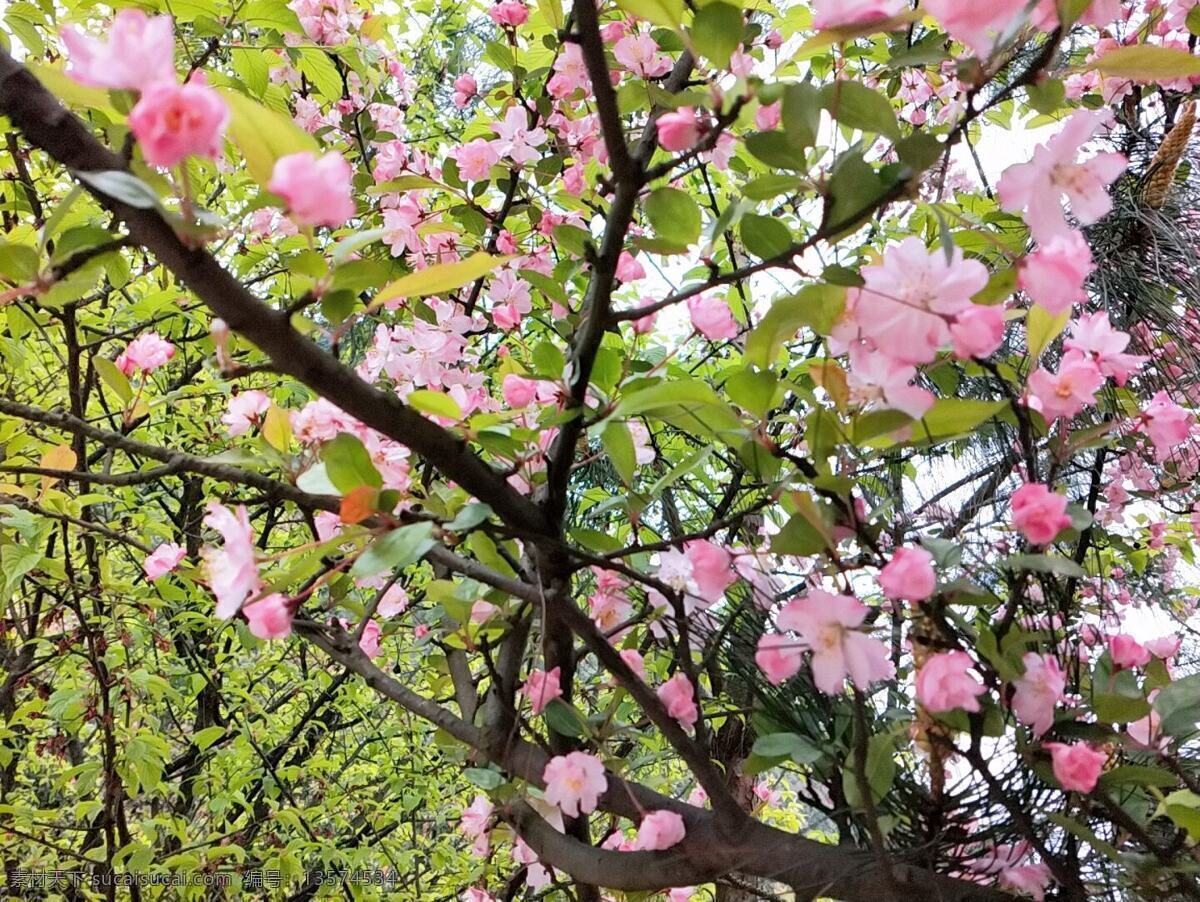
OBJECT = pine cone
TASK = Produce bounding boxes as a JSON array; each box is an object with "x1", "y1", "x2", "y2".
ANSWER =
[{"x1": 1143, "y1": 102, "x2": 1196, "y2": 209}]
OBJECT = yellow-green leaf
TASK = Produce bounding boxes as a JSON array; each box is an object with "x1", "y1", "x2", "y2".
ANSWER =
[
  {"x1": 262, "y1": 404, "x2": 292, "y2": 452},
  {"x1": 28, "y1": 63, "x2": 122, "y2": 120},
  {"x1": 221, "y1": 89, "x2": 320, "y2": 187},
  {"x1": 370, "y1": 253, "x2": 512, "y2": 311},
  {"x1": 1026, "y1": 304, "x2": 1070, "y2": 362},
  {"x1": 1090, "y1": 45, "x2": 1200, "y2": 82}
]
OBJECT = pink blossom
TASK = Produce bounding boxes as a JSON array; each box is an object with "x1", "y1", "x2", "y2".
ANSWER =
[
  {"x1": 488, "y1": 0, "x2": 529, "y2": 27},
  {"x1": 1062, "y1": 312, "x2": 1145, "y2": 386},
  {"x1": 756, "y1": 633, "x2": 804, "y2": 685},
  {"x1": 616, "y1": 251, "x2": 647, "y2": 282},
  {"x1": 314, "y1": 511, "x2": 343, "y2": 542},
  {"x1": 203, "y1": 502, "x2": 259, "y2": 620},
  {"x1": 684, "y1": 540, "x2": 734, "y2": 604},
  {"x1": 1000, "y1": 861, "x2": 1052, "y2": 900},
  {"x1": 852, "y1": 238, "x2": 989, "y2": 365},
  {"x1": 633, "y1": 810, "x2": 686, "y2": 851},
  {"x1": 453, "y1": 74, "x2": 478, "y2": 108},
  {"x1": 687, "y1": 295, "x2": 738, "y2": 340},
  {"x1": 1012, "y1": 652, "x2": 1066, "y2": 736},
  {"x1": 548, "y1": 44, "x2": 590, "y2": 98},
  {"x1": 243, "y1": 594, "x2": 294, "y2": 640},
  {"x1": 1044, "y1": 742, "x2": 1105, "y2": 793},
  {"x1": 62, "y1": 9, "x2": 176, "y2": 91},
  {"x1": 144, "y1": 542, "x2": 186, "y2": 581},
  {"x1": 845, "y1": 343, "x2": 935, "y2": 418},
  {"x1": 461, "y1": 794, "x2": 493, "y2": 838},
  {"x1": 1109, "y1": 634, "x2": 1151, "y2": 670},
  {"x1": 502, "y1": 374, "x2": 538, "y2": 408},
  {"x1": 359, "y1": 619, "x2": 382, "y2": 658},
  {"x1": 656, "y1": 108, "x2": 702, "y2": 152},
  {"x1": 950, "y1": 304, "x2": 1005, "y2": 360},
  {"x1": 462, "y1": 889, "x2": 495, "y2": 902},
  {"x1": 1011, "y1": 483, "x2": 1072, "y2": 545},
  {"x1": 1026, "y1": 352, "x2": 1105, "y2": 421},
  {"x1": 452, "y1": 138, "x2": 500, "y2": 182},
  {"x1": 620, "y1": 648, "x2": 646, "y2": 679},
  {"x1": 376, "y1": 584, "x2": 409, "y2": 617},
  {"x1": 614, "y1": 33, "x2": 672, "y2": 77},
  {"x1": 116, "y1": 332, "x2": 175, "y2": 376},
  {"x1": 916, "y1": 651, "x2": 986, "y2": 713},
  {"x1": 542, "y1": 752, "x2": 607, "y2": 817},
  {"x1": 491, "y1": 105, "x2": 547, "y2": 165},
  {"x1": 811, "y1": 0, "x2": 905, "y2": 30},
  {"x1": 658, "y1": 672, "x2": 699, "y2": 729},
  {"x1": 222, "y1": 391, "x2": 270, "y2": 437},
  {"x1": 129, "y1": 75, "x2": 228, "y2": 169},
  {"x1": 777, "y1": 589, "x2": 895, "y2": 695},
  {"x1": 1142, "y1": 391, "x2": 1194, "y2": 461},
  {"x1": 879, "y1": 545, "x2": 936, "y2": 602},
  {"x1": 755, "y1": 102, "x2": 781, "y2": 131},
  {"x1": 1019, "y1": 231, "x2": 1094, "y2": 315},
  {"x1": 922, "y1": 0, "x2": 1030, "y2": 57},
  {"x1": 521, "y1": 667, "x2": 563, "y2": 714},
  {"x1": 998, "y1": 110, "x2": 1127, "y2": 243},
  {"x1": 289, "y1": 0, "x2": 365, "y2": 45},
  {"x1": 1146, "y1": 636, "x2": 1181, "y2": 660},
  {"x1": 268, "y1": 152, "x2": 355, "y2": 228}
]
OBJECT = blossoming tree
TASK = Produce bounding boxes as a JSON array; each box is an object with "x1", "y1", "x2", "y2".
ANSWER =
[{"x1": 2, "y1": 0, "x2": 1200, "y2": 899}]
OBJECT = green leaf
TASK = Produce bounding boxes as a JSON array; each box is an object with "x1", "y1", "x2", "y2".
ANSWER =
[
  {"x1": 231, "y1": 48, "x2": 269, "y2": 97},
  {"x1": 601, "y1": 421, "x2": 637, "y2": 484},
  {"x1": 740, "y1": 214, "x2": 793, "y2": 259},
  {"x1": 752, "y1": 732, "x2": 823, "y2": 764},
  {"x1": 1004, "y1": 554, "x2": 1086, "y2": 578},
  {"x1": 821, "y1": 81, "x2": 900, "y2": 140},
  {"x1": 1026, "y1": 78, "x2": 1066, "y2": 115},
  {"x1": 781, "y1": 82, "x2": 821, "y2": 151},
  {"x1": 350, "y1": 522, "x2": 436, "y2": 578},
  {"x1": 746, "y1": 284, "x2": 846, "y2": 368},
  {"x1": 645, "y1": 187, "x2": 701, "y2": 250},
  {"x1": 689, "y1": 2, "x2": 743, "y2": 69},
  {"x1": 1100, "y1": 765, "x2": 1179, "y2": 789},
  {"x1": 321, "y1": 433, "x2": 383, "y2": 492},
  {"x1": 1026, "y1": 304, "x2": 1070, "y2": 361},
  {"x1": 1153, "y1": 674, "x2": 1200, "y2": 738},
  {"x1": 745, "y1": 131, "x2": 806, "y2": 170},
  {"x1": 1091, "y1": 45, "x2": 1200, "y2": 81},
  {"x1": 1160, "y1": 790, "x2": 1200, "y2": 839},
  {"x1": 615, "y1": 379, "x2": 743, "y2": 441},
  {"x1": 94, "y1": 357, "x2": 133, "y2": 404},
  {"x1": 222, "y1": 89, "x2": 320, "y2": 189},
  {"x1": 614, "y1": 0, "x2": 684, "y2": 29},
  {"x1": 905, "y1": 399, "x2": 1006, "y2": 446},
  {"x1": 543, "y1": 699, "x2": 590, "y2": 737},
  {"x1": 726, "y1": 367, "x2": 778, "y2": 418},
  {"x1": 0, "y1": 241, "x2": 38, "y2": 282},
  {"x1": 28, "y1": 62, "x2": 122, "y2": 119},
  {"x1": 75, "y1": 171, "x2": 161, "y2": 210},
  {"x1": 407, "y1": 390, "x2": 464, "y2": 422},
  {"x1": 372, "y1": 253, "x2": 512, "y2": 309},
  {"x1": 463, "y1": 767, "x2": 505, "y2": 790},
  {"x1": 297, "y1": 48, "x2": 343, "y2": 99}
]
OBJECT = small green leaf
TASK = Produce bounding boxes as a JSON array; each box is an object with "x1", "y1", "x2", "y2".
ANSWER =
[
  {"x1": 645, "y1": 187, "x2": 702, "y2": 250},
  {"x1": 821, "y1": 80, "x2": 900, "y2": 140},
  {"x1": 614, "y1": 0, "x2": 684, "y2": 29},
  {"x1": 407, "y1": 390, "x2": 464, "y2": 422},
  {"x1": 740, "y1": 214, "x2": 793, "y2": 259},
  {"x1": 689, "y1": 2, "x2": 743, "y2": 69},
  {"x1": 75, "y1": 171, "x2": 161, "y2": 209},
  {"x1": 1091, "y1": 45, "x2": 1200, "y2": 81},
  {"x1": 321, "y1": 433, "x2": 383, "y2": 493},
  {"x1": 350, "y1": 522, "x2": 437, "y2": 578},
  {"x1": 601, "y1": 421, "x2": 637, "y2": 485}
]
